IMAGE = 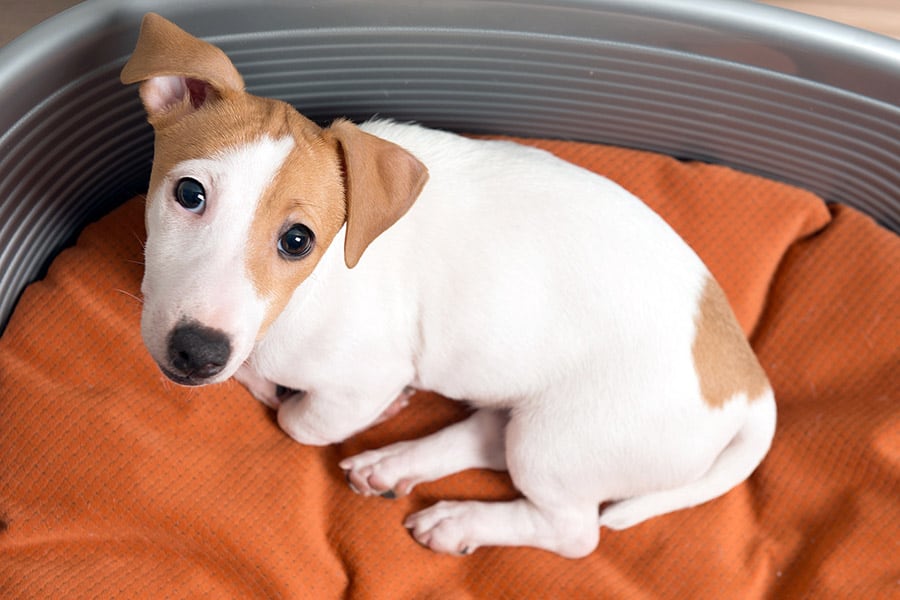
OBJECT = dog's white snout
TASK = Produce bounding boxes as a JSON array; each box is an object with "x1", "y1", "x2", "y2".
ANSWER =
[{"x1": 164, "y1": 322, "x2": 232, "y2": 385}]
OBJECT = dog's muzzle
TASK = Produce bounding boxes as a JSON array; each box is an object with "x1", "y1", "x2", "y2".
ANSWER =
[{"x1": 163, "y1": 322, "x2": 232, "y2": 385}]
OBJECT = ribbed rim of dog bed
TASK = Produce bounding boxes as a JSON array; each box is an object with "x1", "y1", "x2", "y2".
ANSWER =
[{"x1": 0, "y1": 0, "x2": 899, "y2": 332}]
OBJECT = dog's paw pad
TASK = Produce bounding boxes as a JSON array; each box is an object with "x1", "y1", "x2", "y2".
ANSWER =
[{"x1": 404, "y1": 501, "x2": 478, "y2": 556}]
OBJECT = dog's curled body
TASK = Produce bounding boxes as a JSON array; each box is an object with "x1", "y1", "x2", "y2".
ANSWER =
[
  {"x1": 125, "y1": 13, "x2": 776, "y2": 558},
  {"x1": 249, "y1": 121, "x2": 775, "y2": 555}
]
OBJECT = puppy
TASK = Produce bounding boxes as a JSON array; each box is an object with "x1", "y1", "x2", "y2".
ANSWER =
[{"x1": 122, "y1": 13, "x2": 776, "y2": 558}]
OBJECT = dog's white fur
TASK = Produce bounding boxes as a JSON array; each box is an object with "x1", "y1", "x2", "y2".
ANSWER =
[{"x1": 123, "y1": 14, "x2": 776, "y2": 558}]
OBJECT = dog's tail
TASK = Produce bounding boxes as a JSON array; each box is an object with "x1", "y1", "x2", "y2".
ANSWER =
[{"x1": 598, "y1": 389, "x2": 776, "y2": 531}]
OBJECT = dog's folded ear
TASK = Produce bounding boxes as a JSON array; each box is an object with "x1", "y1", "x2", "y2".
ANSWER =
[
  {"x1": 120, "y1": 13, "x2": 244, "y2": 125},
  {"x1": 328, "y1": 121, "x2": 429, "y2": 269}
]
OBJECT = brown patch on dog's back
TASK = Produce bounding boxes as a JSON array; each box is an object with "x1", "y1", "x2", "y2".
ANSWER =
[{"x1": 692, "y1": 276, "x2": 770, "y2": 408}]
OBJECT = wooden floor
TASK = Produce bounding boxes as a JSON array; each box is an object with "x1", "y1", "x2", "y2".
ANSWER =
[
  {"x1": 1, "y1": 0, "x2": 80, "y2": 46},
  {"x1": 766, "y1": 0, "x2": 900, "y2": 38},
  {"x1": 1, "y1": 1, "x2": 899, "y2": 47}
]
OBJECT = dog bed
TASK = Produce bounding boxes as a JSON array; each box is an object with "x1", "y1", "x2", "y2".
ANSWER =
[
  {"x1": 1, "y1": 1, "x2": 898, "y2": 597},
  {"x1": 1, "y1": 137, "x2": 897, "y2": 597}
]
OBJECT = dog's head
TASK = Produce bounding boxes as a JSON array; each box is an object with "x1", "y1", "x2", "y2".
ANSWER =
[{"x1": 121, "y1": 13, "x2": 428, "y2": 386}]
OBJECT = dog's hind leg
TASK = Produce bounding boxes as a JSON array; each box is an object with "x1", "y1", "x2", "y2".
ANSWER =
[
  {"x1": 403, "y1": 403, "x2": 602, "y2": 557},
  {"x1": 599, "y1": 392, "x2": 776, "y2": 530},
  {"x1": 340, "y1": 408, "x2": 508, "y2": 497}
]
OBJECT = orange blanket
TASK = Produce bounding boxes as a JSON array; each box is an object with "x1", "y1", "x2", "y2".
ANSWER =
[{"x1": 1, "y1": 140, "x2": 897, "y2": 598}]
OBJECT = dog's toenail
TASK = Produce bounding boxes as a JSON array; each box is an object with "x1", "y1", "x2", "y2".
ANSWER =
[
  {"x1": 460, "y1": 546, "x2": 470, "y2": 555},
  {"x1": 345, "y1": 471, "x2": 361, "y2": 494},
  {"x1": 380, "y1": 489, "x2": 397, "y2": 499}
]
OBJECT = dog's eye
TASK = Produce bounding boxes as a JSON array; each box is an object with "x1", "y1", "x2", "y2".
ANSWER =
[
  {"x1": 175, "y1": 178, "x2": 206, "y2": 214},
  {"x1": 278, "y1": 224, "x2": 315, "y2": 259}
]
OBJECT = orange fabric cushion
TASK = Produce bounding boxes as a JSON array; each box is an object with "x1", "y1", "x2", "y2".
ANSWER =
[{"x1": 1, "y1": 140, "x2": 896, "y2": 598}]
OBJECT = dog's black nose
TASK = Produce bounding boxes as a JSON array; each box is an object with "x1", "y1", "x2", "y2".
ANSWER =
[{"x1": 166, "y1": 323, "x2": 231, "y2": 382}]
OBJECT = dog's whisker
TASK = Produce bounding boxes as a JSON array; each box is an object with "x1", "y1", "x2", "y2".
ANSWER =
[
  {"x1": 115, "y1": 288, "x2": 144, "y2": 305},
  {"x1": 130, "y1": 228, "x2": 147, "y2": 252}
]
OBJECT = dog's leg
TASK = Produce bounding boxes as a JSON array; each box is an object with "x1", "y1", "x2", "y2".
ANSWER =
[
  {"x1": 340, "y1": 408, "x2": 508, "y2": 497},
  {"x1": 234, "y1": 363, "x2": 280, "y2": 409},
  {"x1": 403, "y1": 405, "x2": 601, "y2": 558},
  {"x1": 270, "y1": 352, "x2": 418, "y2": 445},
  {"x1": 403, "y1": 497, "x2": 599, "y2": 557},
  {"x1": 277, "y1": 376, "x2": 417, "y2": 446},
  {"x1": 235, "y1": 363, "x2": 414, "y2": 426},
  {"x1": 599, "y1": 392, "x2": 776, "y2": 530}
]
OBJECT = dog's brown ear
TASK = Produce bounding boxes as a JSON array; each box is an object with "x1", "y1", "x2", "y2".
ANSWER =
[
  {"x1": 120, "y1": 13, "x2": 244, "y2": 125},
  {"x1": 328, "y1": 120, "x2": 429, "y2": 269}
]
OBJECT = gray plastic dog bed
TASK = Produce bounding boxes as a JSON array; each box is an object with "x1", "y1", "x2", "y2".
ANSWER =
[{"x1": 0, "y1": 0, "x2": 898, "y2": 332}]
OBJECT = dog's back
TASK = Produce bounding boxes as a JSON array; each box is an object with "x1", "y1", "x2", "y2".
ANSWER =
[{"x1": 357, "y1": 122, "x2": 713, "y2": 402}]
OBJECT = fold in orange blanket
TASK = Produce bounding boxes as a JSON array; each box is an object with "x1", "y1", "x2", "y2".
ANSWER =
[{"x1": 1, "y1": 139, "x2": 897, "y2": 598}]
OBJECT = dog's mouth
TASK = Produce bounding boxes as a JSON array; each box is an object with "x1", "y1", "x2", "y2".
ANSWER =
[{"x1": 159, "y1": 365, "x2": 220, "y2": 387}]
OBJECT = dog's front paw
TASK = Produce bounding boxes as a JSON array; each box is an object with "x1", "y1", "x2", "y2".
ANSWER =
[
  {"x1": 339, "y1": 441, "x2": 423, "y2": 497},
  {"x1": 403, "y1": 501, "x2": 480, "y2": 556},
  {"x1": 277, "y1": 398, "x2": 339, "y2": 446}
]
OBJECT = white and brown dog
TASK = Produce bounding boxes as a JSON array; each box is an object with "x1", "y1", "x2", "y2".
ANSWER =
[{"x1": 122, "y1": 13, "x2": 775, "y2": 558}]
